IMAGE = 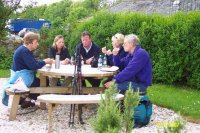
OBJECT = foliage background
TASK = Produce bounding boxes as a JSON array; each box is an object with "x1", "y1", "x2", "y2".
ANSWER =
[
  {"x1": 0, "y1": 0, "x2": 199, "y2": 89},
  {"x1": 67, "y1": 10, "x2": 200, "y2": 89}
]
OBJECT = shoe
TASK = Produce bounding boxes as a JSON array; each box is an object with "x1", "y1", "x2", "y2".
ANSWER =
[
  {"x1": 19, "y1": 97, "x2": 26, "y2": 105},
  {"x1": 57, "y1": 81, "x2": 61, "y2": 86},
  {"x1": 21, "y1": 100, "x2": 35, "y2": 108}
]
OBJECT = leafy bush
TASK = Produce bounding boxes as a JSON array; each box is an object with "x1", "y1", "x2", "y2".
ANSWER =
[
  {"x1": 69, "y1": 11, "x2": 200, "y2": 89},
  {"x1": 0, "y1": 46, "x2": 13, "y2": 69},
  {"x1": 6, "y1": 1, "x2": 200, "y2": 89},
  {"x1": 122, "y1": 85, "x2": 140, "y2": 133},
  {"x1": 90, "y1": 83, "x2": 140, "y2": 133},
  {"x1": 90, "y1": 84, "x2": 122, "y2": 133}
]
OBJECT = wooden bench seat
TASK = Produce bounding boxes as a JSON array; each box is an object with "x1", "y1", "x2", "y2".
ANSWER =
[
  {"x1": 6, "y1": 86, "x2": 106, "y2": 120},
  {"x1": 37, "y1": 94, "x2": 124, "y2": 104},
  {"x1": 37, "y1": 94, "x2": 124, "y2": 133}
]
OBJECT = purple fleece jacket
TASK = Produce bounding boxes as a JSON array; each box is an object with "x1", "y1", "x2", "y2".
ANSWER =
[{"x1": 113, "y1": 45, "x2": 152, "y2": 87}]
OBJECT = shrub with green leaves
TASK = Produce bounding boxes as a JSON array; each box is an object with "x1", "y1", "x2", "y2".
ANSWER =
[
  {"x1": 90, "y1": 83, "x2": 140, "y2": 133},
  {"x1": 90, "y1": 84, "x2": 122, "y2": 133},
  {"x1": 6, "y1": 2, "x2": 200, "y2": 89},
  {"x1": 122, "y1": 85, "x2": 140, "y2": 133},
  {"x1": 70, "y1": 11, "x2": 200, "y2": 89},
  {"x1": 0, "y1": 46, "x2": 13, "y2": 69}
]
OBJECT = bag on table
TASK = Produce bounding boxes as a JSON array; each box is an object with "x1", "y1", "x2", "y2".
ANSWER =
[
  {"x1": 133, "y1": 95, "x2": 152, "y2": 128},
  {"x1": 9, "y1": 77, "x2": 29, "y2": 92}
]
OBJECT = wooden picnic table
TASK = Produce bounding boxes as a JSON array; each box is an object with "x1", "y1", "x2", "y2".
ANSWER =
[{"x1": 7, "y1": 64, "x2": 119, "y2": 120}]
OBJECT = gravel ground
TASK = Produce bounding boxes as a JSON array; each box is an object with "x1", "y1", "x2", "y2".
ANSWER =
[{"x1": 0, "y1": 78, "x2": 199, "y2": 133}]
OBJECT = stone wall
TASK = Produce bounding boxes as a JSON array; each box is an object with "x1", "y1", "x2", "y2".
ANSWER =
[
  {"x1": 0, "y1": 35, "x2": 42, "y2": 59},
  {"x1": 108, "y1": 0, "x2": 200, "y2": 15}
]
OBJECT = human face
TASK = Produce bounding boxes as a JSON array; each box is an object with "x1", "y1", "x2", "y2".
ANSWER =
[
  {"x1": 81, "y1": 35, "x2": 92, "y2": 49},
  {"x1": 112, "y1": 38, "x2": 118, "y2": 48},
  {"x1": 30, "y1": 39, "x2": 39, "y2": 51},
  {"x1": 112, "y1": 36, "x2": 122, "y2": 48},
  {"x1": 123, "y1": 40, "x2": 132, "y2": 53},
  {"x1": 56, "y1": 38, "x2": 65, "y2": 50}
]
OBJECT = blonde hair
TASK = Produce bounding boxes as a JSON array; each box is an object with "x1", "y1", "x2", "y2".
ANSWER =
[
  {"x1": 23, "y1": 32, "x2": 40, "y2": 45},
  {"x1": 124, "y1": 34, "x2": 140, "y2": 46},
  {"x1": 52, "y1": 35, "x2": 65, "y2": 48},
  {"x1": 112, "y1": 33, "x2": 124, "y2": 46}
]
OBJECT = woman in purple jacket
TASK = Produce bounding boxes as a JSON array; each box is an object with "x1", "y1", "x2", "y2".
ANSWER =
[{"x1": 104, "y1": 34, "x2": 152, "y2": 94}]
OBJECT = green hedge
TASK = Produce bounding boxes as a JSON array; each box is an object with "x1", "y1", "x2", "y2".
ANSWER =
[
  {"x1": 1, "y1": 10, "x2": 199, "y2": 89},
  {"x1": 68, "y1": 11, "x2": 200, "y2": 89},
  {"x1": 0, "y1": 46, "x2": 13, "y2": 69}
]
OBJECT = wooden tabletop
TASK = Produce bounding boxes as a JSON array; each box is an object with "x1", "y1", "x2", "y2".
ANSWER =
[
  {"x1": 38, "y1": 64, "x2": 118, "y2": 78},
  {"x1": 37, "y1": 94, "x2": 124, "y2": 104}
]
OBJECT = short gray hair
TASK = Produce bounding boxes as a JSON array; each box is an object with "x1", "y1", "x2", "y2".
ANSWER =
[
  {"x1": 23, "y1": 32, "x2": 40, "y2": 45},
  {"x1": 124, "y1": 34, "x2": 140, "y2": 45}
]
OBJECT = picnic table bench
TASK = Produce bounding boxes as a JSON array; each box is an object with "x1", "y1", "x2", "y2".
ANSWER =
[
  {"x1": 6, "y1": 86, "x2": 106, "y2": 120},
  {"x1": 37, "y1": 94, "x2": 124, "y2": 133}
]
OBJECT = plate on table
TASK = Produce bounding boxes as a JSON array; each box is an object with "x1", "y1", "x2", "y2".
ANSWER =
[{"x1": 99, "y1": 66, "x2": 119, "y2": 72}]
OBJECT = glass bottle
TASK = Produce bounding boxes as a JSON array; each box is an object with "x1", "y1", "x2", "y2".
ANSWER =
[
  {"x1": 98, "y1": 55, "x2": 103, "y2": 68},
  {"x1": 103, "y1": 54, "x2": 107, "y2": 67}
]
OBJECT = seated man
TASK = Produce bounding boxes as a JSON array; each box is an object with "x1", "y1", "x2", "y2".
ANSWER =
[
  {"x1": 104, "y1": 34, "x2": 152, "y2": 94},
  {"x1": 76, "y1": 31, "x2": 101, "y2": 87}
]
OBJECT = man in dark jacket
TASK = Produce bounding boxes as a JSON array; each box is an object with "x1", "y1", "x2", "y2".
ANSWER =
[
  {"x1": 104, "y1": 34, "x2": 152, "y2": 94},
  {"x1": 76, "y1": 31, "x2": 101, "y2": 87}
]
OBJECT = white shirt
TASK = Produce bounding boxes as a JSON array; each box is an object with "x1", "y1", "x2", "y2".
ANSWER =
[{"x1": 83, "y1": 43, "x2": 92, "y2": 53}]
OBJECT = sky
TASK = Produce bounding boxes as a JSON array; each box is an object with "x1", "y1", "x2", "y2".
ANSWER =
[{"x1": 19, "y1": 0, "x2": 62, "y2": 7}]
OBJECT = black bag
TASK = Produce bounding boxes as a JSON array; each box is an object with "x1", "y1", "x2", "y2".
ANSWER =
[
  {"x1": 91, "y1": 58, "x2": 98, "y2": 68},
  {"x1": 133, "y1": 95, "x2": 152, "y2": 128}
]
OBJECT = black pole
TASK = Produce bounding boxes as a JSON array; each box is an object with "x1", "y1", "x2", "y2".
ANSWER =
[
  {"x1": 76, "y1": 47, "x2": 84, "y2": 124},
  {"x1": 69, "y1": 53, "x2": 77, "y2": 127},
  {"x1": 69, "y1": 46, "x2": 84, "y2": 127}
]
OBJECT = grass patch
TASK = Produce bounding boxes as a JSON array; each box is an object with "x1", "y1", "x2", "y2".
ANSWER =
[
  {"x1": 0, "y1": 69, "x2": 10, "y2": 78},
  {"x1": 147, "y1": 84, "x2": 200, "y2": 123}
]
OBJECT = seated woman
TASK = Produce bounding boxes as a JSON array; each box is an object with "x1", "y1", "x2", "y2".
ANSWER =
[
  {"x1": 2, "y1": 32, "x2": 53, "y2": 108},
  {"x1": 48, "y1": 35, "x2": 71, "y2": 86},
  {"x1": 104, "y1": 34, "x2": 152, "y2": 94},
  {"x1": 48, "y1": 35, "x2": 71, "y2": 65},
  {"x1": 102, "y1": 33, "x2": 128, "y2": 70},
  {"x1": 102, "y1": 33, "x2": 128, "y2": 83}
]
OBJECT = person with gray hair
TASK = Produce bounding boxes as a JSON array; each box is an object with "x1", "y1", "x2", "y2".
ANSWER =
[
  {"x1": 2, "y1": 32, "x2": 53, "y2": 108},
  {"x1": 104, "y1": 34, "x2": 152, "y2": 94}
]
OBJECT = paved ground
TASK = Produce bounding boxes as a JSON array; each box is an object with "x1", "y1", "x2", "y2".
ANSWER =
[{"x1": 0, "y1": 78, "x2": 200, "y2": 133}]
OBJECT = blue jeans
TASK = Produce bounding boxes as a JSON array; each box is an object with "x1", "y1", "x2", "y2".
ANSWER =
[{"x1": 116, "y1": 81, "x2": 147, "y2": 94}]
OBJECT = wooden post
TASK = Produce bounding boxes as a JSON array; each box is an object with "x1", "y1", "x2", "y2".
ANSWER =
[
  {"x1": 9, "y1": 95, "x2": 20, "y2": 120},
  {"x1": 39, "y1": 74, "x2": 47, "y2": 109},
  {"x1": 39, "y1": 74, "x2": 47, "y2": 87},
  {"x1": 48, "y1": 103, "x2": 53, "y2": 133}
]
